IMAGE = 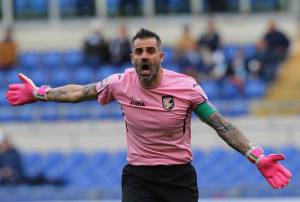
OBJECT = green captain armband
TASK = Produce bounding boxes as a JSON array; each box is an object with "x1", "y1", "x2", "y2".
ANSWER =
[{"x1": 193, "y1": 100, "x2": 218, "y2": 122}]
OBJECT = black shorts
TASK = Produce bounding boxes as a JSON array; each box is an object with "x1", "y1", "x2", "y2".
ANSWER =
[{"x1": 121, "y1": 163, "x2": 199, "y2": 202}]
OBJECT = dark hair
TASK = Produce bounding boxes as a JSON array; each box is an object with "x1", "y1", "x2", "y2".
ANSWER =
[{"x1": 131, "y1": 28, "x2": 162, "y2": 51}]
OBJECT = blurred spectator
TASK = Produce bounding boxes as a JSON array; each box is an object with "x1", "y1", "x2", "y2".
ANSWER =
[
  {"x1": 0, "y1": 27, "x2": 18, "y2": 70},
  {"x1": 197, "y1": 20, "x2": 222, "y2": 70},
  {"x1": 264, "y1": 20, "x2": 290, "y2": 62},
  {"x1": 226, "y1": 49, "x2": 247, "y2": 94},
  {"x1": 108, "y1": 25, "x2": 131, "y2": 66},
  {"x1": 247, "y1": 39, "x2": 268, "y2": 79},
  {"x1": 0, "y1": 132, "x2": 63, "y2": 186},
  {"x1": 262, "y1": 20, "x2": 290, "y2": 82},
  {"x1": 83, "y1": 26, "x2": 109, "y2": 67},
  {"x1": 176, "y1": 25, "x2": 209, "y2": 81}
]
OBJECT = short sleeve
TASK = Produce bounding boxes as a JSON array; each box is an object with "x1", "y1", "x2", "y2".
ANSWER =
[
  {"x1": 96, "y1": 73, "x2": 122, "y2": 106},
  {"x1": 189, "y1": 82, "x2": 208, "y2": 111}
]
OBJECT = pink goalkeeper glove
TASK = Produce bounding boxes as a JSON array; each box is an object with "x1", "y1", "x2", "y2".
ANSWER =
[
  {"x1": 246, "y1": 146, "x2": 292, "y2": 189},
  {"x1": 6, "y1": 73, "x2": 50, "y2": 106}
]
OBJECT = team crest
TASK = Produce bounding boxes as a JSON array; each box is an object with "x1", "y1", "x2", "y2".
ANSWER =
[{"x1": 162, "y1": 96, "x2": 174, "y2": 111}]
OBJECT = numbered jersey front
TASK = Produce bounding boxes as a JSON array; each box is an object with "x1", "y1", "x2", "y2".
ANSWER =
[{"x1": 96, "y1": 68, "x2": 207, "y2": 166}]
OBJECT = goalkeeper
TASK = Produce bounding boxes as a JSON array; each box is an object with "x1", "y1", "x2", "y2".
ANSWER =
[{"x1": 6, "y1": 28, "x2": 291, "y2": 202}]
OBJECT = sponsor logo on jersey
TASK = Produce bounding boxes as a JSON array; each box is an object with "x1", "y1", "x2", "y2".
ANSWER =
[
  {"x1": 118, "y1": 74, "x2": 122, "y2": 80},
  {"x1": 130, "y1": 101, "x2": 145, "y2": 106},
  {"x1": 100, "y1": 76, "x2": 110, "y2": 87},
  {"x1": 162, "y1": 96, "x2": 174, "y2": 111}
]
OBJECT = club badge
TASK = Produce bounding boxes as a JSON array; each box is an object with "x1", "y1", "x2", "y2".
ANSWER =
[{"x1": 162, "y1": 96, "x2": 174, "y2": 111}]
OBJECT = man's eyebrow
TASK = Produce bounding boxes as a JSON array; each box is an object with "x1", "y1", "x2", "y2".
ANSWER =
[{"x1": 134, "y1": 46, "x2": 156, "y2": 51}]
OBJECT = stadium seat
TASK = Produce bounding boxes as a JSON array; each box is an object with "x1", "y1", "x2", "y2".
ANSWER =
[
  {"x1": 72, "y1": 67, "x2": 95, "y2": 85},
  {"x1": 244, "y1": 79, "x2": 267, "y2": 99},
  {"x1": 0, "y1": 106, "x2": 15, "y2": 121},
  {"x1": 200, "y1": 81, "x2": 220, "y2": 101},
  {"x1": 65, "y1": 104, "x2": 88, "y2": 120},
  {"x1": 29, "y1": 0, "x2": 48, "y2": 14},
  {"x1": 63, "y1": 50, "x2": 83, "y2": 67},
  {"x1": 96, "y1": 65, "x2": 118, "y2": 81},
  {"x1": 19, "y1": 52, "x2": 40, "y2": 69},
  {"x1": 22, "y1": 152, "x2": 44, "y2": 179},
  {"x1": 49, "y1": 68, "x2": 72, "y2": 87},
  {"x1": 40, "y1": 105, "x2": 60, "y2": 121},
  {"x1": 16, "y1": 105, "x2": 35, "y2": 121},
  {"x1": 41, "y1": 51, "x2": 62, "y2": 68}
]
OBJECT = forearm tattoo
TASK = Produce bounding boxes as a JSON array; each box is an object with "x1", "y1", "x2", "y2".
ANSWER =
[
  {"x1": 82, "y1": 83, "x2": 97, "y2": 95},
  {"x1": 49, "y1": 89, "x2": 67, "y2": 101},
  {"x1": 205, "y1": 111, "x2": 250, "y2": 155}
]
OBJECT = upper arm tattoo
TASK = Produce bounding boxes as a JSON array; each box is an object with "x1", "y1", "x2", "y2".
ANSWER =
[
  {"x1": 82, "y1": 83, "x2": 97, "y2": 95},
  {"x1": 205, "y1": 111, "x2": 250, "y2": 155}
]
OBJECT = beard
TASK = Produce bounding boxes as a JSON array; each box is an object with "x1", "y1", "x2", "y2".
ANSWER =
[{"x1": 135, "y1": 62, "x2": 160, "y2": 83}]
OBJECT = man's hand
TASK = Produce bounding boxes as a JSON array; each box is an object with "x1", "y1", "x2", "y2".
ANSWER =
[
  {"x1": 246, "y1": 147, "x2": 292, "y2": 189},
  {"x1": 6, "y1": 73, "x2": 49, "y2": 106},
  {"x1": 257, "y1": 154, "x2": 292, "y2": 189}
]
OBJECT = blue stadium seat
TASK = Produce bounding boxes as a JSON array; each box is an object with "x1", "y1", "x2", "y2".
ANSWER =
[
  {"x1": 163, "y1": 47, "x2": 175, "y2": 65},
  {"x1": 223, "y1": 44, "x2": 240, "y2": 62},
  {"x1": 63, "y1": 50, "x2": 83, "y2": 67},
  {"x1": 41, "y1": 51, "x2": 62, "y2": 69},
  {"x1": 0, "y1": 88, "x2": 9, "y2": 106},
  {"x1": 14, "y1": 0, "x2": 27, "y2": 13},
  {"x1": 219, "y1": 79, "x2": 240, "y2": 100},
  {"x1": 16, "y1": 105, "x2": 36, "y2": 121},
  {"x1": 72, "y1": 67, "x2": 95, "y2": 85},
  {"x1": 244, "y1": 79, "x2": 267, "y2": 99},
  {"x1": 19, "y1": 52, "x2": 40, "y2": 69},
  {"x1": 29, "y1": 0, "x2": 48, "y2": 14},
  {"x1": 66, "y1": 104, "x2": 88, "y2": 120},
  {"x1": 96, "y1": 65, "x2": 118, "y2": 81},
  {"x1": 6, "y1": 69, "x2": 22, "y2": 84},
  {"x1": 40, "y1": 105, "x2": 60, "y2": 121},
  {"x1": 200, "y1": 81, "x2": 220, "y2": 100},
  {"x1": 27, "y1": 69, "x2": 48, "y2": 87},
  {"x1": 49, "y1": 68, "x2": 72, "y2": 87},
  {"x1": 0, "y1": 106, "x2": 15, "y2": 121},
  {"x1": 22, "y1": 152, "x2": 44, "y2": 179}
]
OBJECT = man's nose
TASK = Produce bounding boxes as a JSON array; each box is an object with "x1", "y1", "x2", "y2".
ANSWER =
[{"x1": 141, "y1": 52, "x2": 148, "y2": 62}]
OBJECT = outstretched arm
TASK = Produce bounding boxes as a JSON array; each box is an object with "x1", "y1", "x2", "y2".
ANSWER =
[
  {"x1": 204, "y1": 111, "x2": 251, "y2": 155},
  {"x1": 203, "y1": 110, "x2": 292, "y2": 189},
  {"x1": 46, "y1": 83, "x2": 98, "y2": 103},
  {"x1": 6, "y1": 73, "x2": 98, "y2": 106}
]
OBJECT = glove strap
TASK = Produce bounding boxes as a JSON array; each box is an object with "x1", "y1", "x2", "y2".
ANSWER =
[
  {"x1": 34, "y1": 85, "x2": 51, "y2": 102},
  {"x1": 245, "y1": 145, "x2": 264, "y2": 165}
]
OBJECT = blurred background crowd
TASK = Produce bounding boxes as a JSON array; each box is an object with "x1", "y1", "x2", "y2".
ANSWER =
[{"x1": 0, "y1": 0, "x2": 300, "y2": 201}]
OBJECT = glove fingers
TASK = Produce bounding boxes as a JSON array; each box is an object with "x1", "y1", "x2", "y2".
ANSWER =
[
  {"x1": 8, "y1": 84, "x2": 23, "y2": 91},
  {"x1": 277, "y1": 172, "x2": 291, "y2": 186},
  {"x1": 274, "y1": 176, "x2": 285, "y2": 188},
  {"x1": 280, "y1": 165, "x2": 292, "y2": 179},
  {"x1": 10, "y1": 100, "x2": 24, "y2": 106},
  {"x1": 267, "y1": 178, "x2": 279, "y2": 189}
]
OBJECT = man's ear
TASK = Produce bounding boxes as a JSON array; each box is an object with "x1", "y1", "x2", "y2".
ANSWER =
[{"x1": 160, "y1": 52, "x2": 164, "y2": 63}]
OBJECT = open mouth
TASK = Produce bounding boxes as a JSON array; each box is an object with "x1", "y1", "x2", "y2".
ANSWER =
[{"x1": 141, "y1": 64, "x2": 150, "y2": 74}]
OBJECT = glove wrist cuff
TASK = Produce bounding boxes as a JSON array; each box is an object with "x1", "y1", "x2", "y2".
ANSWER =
[
  {"x1": 34, "y1": 86, "x2": 50, "y2": 102},
  {"x1": 246, "y1": 146, "x2": 264, "y2": 165}
]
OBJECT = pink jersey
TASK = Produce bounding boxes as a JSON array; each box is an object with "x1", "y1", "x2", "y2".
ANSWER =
[{"x1": 96, "y1": 68, "x2": 207, "y2": 165}]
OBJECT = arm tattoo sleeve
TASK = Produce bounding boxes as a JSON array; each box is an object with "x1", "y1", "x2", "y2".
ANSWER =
[
  {"x1": 205, "y1": 111, "x2": 251, "y2": 155},
  {"x1": 82, "y1": 83, "x2": 97, "y2": 95},
  {"x1": 49, "y1": 89, "x2": 67, "y2": 101}
]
